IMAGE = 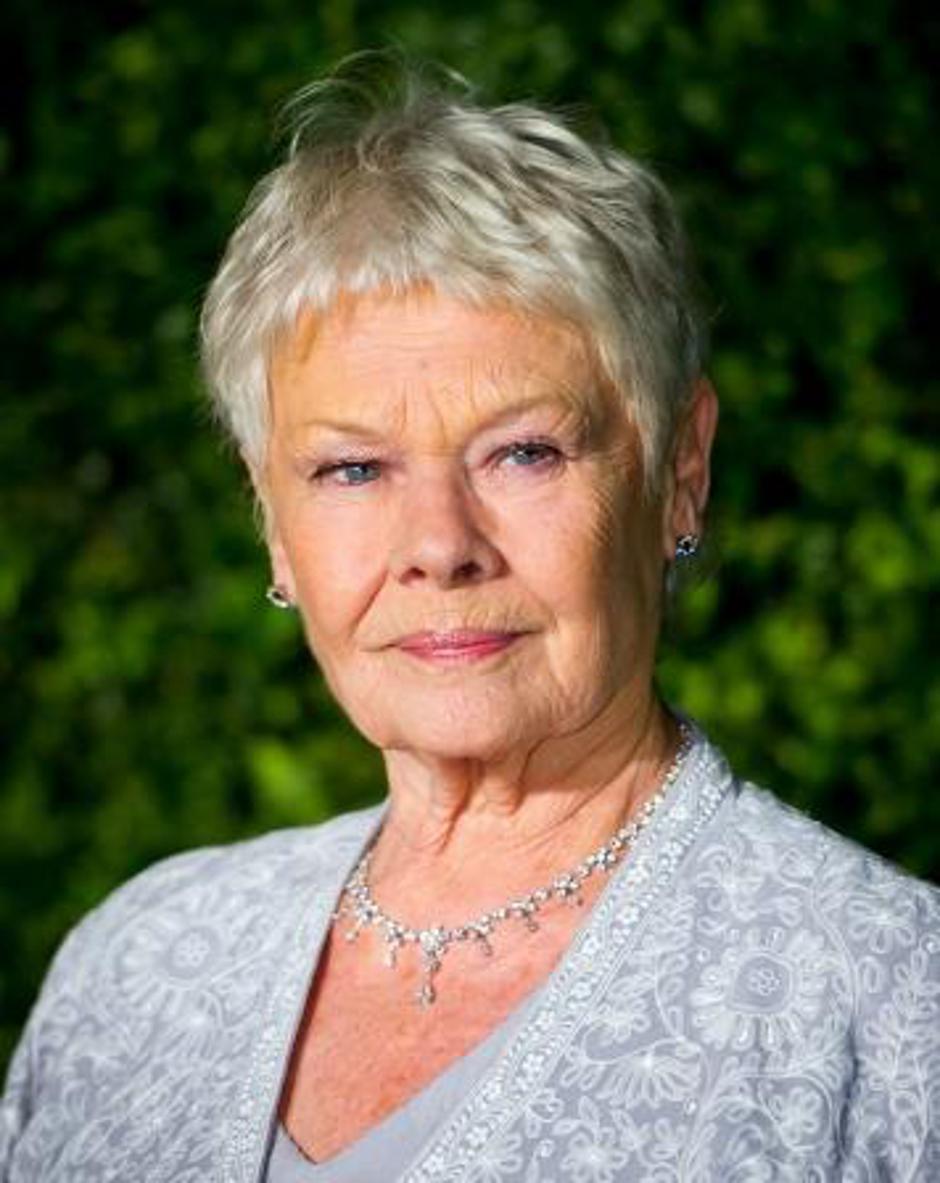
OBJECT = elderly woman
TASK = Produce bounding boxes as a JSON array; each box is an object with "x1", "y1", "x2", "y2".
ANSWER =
[{"x1": 2, "y1": 54, "x2": 938, "y2": 1183}]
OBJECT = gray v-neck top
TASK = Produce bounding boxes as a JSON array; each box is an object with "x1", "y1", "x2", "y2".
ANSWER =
[{"x1": 264, "y1": 988, "x2": 539, "y2": 1180}]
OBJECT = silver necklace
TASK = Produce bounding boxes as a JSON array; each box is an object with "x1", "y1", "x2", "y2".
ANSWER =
[{"x1": 333, "y1": 721, "x2": 693, "y2": 1008}]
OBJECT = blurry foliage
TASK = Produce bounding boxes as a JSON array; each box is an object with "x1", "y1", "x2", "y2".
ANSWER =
[{"x1": 1, "y1": 0, "x2": 937, "y2": 1069}]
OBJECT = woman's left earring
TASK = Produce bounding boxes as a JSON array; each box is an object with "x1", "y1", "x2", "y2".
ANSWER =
[
  {"x1": 265, "y1": 584, "x2": 294, "y2": 609},
  {"x1": 674, "y1": 534, "x2": 700, "y2": 560}
]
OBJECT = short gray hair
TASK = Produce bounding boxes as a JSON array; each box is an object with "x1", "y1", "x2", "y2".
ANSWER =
[{"x1": 200, "y1": 52, "x2": 708, "y2": 493}]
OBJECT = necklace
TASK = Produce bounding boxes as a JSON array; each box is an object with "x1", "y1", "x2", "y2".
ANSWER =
[{"x1": 333, "y1": 721, "x2": 693, "y2": 1008}]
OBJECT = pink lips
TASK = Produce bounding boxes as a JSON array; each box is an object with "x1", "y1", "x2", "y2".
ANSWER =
[{"x1": 396, "y1": 630, "x2": 523, "y2": 662}]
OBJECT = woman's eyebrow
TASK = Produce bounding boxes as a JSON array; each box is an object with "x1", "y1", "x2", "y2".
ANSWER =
[
  {"x1": 472, "y1": 392, "x2": 594, "y2": 431},
  {"x1": 297, "y1": 416, "x2": 386, "y2": 440}
]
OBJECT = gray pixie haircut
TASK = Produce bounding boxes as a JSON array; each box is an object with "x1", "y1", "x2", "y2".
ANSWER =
[{"x1": 200, "y1": 51, "x2": 708, "y2": 493}]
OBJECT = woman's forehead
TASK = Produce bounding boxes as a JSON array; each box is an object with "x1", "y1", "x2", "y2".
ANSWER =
[{"x1": 269, "y1": 288, "x2": 616, "y2": 431}]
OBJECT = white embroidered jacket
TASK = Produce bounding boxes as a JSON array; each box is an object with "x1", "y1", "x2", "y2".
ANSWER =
[{"x1": 2, "y1": 730, "x2": 938, "y2": 1181}]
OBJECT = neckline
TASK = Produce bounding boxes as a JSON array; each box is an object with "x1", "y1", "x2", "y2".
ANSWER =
[{"x1": 276, "y1": 973, "x2": 546, "y2": 1170}]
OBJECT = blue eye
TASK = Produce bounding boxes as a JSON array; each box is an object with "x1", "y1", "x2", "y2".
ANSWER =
[
  {"x1": 501, "y1": 441, "x2": 561, "y2": 468},
  {"x1": 313, "y1": 459, "x2": 381, "y2": 486}
]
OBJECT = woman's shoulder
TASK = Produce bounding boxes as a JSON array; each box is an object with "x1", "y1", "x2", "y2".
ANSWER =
[
  {"x1": 689, "y1": 771, "x2": 940, "y2": 959},
  {"x1": 734, "y1": 779, "x2": 935, "y2": 897},
  {"x1": 115, "y1": 801, "x2": 382, "y2": 896},
  {"x1": 682, "y1": 728, "x2": 937, "y2": 917},
  {"x1": 39, "y1": 802, "x2": 385, "y2": 996}
]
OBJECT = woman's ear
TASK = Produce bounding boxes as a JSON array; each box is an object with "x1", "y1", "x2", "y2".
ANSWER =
[
  {"x1": 662, "y1": 377, "x2": 719, "y2": 558},
  {"x1": 244, "y1": 457, "x2": 297, "y2": 602},
  {"x1": 266, "y1": 534, "x2": 297, "y2": 603}
]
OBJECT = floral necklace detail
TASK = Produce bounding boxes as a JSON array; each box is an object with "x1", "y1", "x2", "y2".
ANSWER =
[{"x1": 333, "y1": 722, "x2": 693, "y2": 1008}]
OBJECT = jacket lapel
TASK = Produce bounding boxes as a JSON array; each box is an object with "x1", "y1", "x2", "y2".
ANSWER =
[{"x1": 219, "y1": 805, "x2": 385, "y2": 1183}]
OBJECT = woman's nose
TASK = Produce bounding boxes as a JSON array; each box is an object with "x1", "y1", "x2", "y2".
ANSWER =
[{"x1": 389, "y1": 470, "x2": 503, "y2": 588}]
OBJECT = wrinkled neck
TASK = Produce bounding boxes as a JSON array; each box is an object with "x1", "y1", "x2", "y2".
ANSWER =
[{"x1": 368, "y1": 691, "x2": 680, "y2": 921}]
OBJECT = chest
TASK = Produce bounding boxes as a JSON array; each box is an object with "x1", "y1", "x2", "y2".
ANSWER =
[{"x1": 277, "y1": 915, "x2": 575, "y2": 1163}]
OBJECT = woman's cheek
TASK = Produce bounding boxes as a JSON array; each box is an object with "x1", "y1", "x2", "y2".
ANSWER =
[{"x1": 282, "y1": 507, "x2": 365, "y2": 630}]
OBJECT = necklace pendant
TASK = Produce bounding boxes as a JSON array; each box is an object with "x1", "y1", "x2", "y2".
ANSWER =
[
  {"x1": 419, "y1": 927, "x2": 447, "y2": 969},
  {"x1": 417, "y1": 932, "x2": 444, "y2": 1007}
]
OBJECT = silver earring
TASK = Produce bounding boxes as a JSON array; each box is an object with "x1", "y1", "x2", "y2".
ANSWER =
[
  {"x1": 674, "y1": 534, "x2": 699, "y2": 560},
  {"x1": 265, "y1": 584, "x2": 294, "y2": 609}
]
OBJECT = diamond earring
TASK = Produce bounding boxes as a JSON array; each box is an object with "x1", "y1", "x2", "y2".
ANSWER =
[
  {"x1": 674, "y1": 534, "x2": 699, "y2": 560},
  {"x1": 265, "y1": 584, "x2": 294, "y2": 609}
]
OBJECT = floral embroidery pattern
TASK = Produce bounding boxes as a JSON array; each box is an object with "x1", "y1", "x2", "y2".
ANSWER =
[{"x1": 690, "y1": 925, "x2": 833, "y2": 1052}]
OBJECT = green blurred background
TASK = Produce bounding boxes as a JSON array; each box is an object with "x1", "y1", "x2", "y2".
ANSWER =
[{"x1": 2, "y1": 0, "x2": 937, "y2": 1072}]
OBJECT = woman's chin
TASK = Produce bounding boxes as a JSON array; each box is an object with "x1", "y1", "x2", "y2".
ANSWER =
[{"x1": 354, "y1": 699, "x2": 534, "y2": 763}]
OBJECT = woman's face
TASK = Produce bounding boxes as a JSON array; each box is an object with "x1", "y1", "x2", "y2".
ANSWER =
[{"x1": 262, "y1": 289, "x2": 672, "y2": 760}]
